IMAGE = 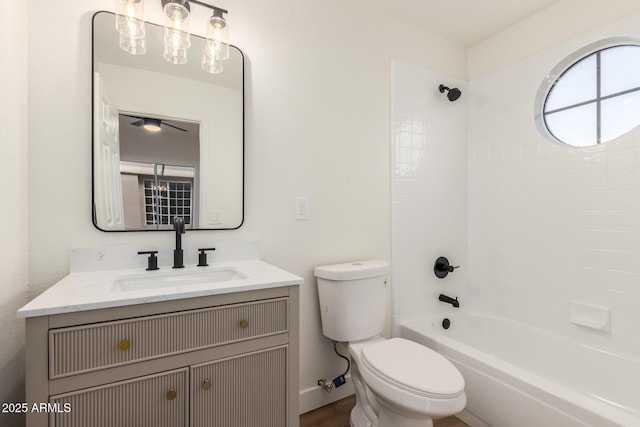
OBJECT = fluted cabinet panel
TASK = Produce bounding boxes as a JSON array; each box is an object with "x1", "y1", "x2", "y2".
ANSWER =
[
  {"x1": 50, "y1": 368, "x2": 188, "y2": 427},
  {"x1": 50, "y1": 298, "x2": 288, "y2": 378},
  {"x1": 191, "y1": 346, "x2": 287, "y2": 427}
]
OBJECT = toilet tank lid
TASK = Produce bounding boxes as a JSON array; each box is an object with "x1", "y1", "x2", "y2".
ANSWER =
[{"x1": 314, "y1": 260, "x2": 390, "y2": 281}]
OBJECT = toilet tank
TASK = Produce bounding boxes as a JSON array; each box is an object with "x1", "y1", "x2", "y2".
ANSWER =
[{"x1": 314, "y1": 260, "x2": 390, "y2": 342}]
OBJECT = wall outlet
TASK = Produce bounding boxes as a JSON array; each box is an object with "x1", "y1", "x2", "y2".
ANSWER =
[{"x1": 295, "y1": 197, "x2": 310, "y2": 220}]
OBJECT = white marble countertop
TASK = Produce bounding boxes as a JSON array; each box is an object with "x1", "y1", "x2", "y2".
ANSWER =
[{"x1": 17, "y1": 259, "x2": 303, "y2": 318}]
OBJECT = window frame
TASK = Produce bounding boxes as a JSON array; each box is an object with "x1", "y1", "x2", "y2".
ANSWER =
[
  {"x1": 534, "y1": 37, "x2": 640, "y2": 147},
  {"x1": 143, "y1": 178, "x2": 194, "y2": 229}
]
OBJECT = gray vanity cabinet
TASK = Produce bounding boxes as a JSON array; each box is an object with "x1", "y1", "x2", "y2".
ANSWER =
[{"x1": 25, "y1": 287, "x2": 299, "y2": 427}]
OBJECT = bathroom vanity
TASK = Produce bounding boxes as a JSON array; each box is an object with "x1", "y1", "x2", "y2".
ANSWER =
[{"x1": 19, "y1": 255, "x2": 301, "y2": 427}]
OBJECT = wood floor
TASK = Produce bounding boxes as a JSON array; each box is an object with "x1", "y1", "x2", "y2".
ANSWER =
[{"x1": 300, "y1": 395, "x2": 468, "y2": 427}]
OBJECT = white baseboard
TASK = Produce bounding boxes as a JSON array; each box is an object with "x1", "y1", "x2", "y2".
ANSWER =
[
  {"x1": 457, "y1": 409, "x2": 491, "y2": 427},
  {"x1": 299, "y1": 375, "x2": 355, "y2": 414}
]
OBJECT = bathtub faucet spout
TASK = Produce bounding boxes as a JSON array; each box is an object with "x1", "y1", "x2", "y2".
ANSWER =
[{"x1": 439, "y1": 294, "x2": 460, "y2": 308}]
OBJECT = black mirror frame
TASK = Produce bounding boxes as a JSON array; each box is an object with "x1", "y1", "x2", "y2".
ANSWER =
[{"x1": 91, "y1": 11, "x2": 245, "y2": 232}]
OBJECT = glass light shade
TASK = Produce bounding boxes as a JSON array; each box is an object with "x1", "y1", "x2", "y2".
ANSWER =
[
  {"x1": 204, "y1": 15, "x2": 229, "y2": 61},
  {"x1": 204, "y1": 39, "x2": 229, "y2": 62},
  {"x1": 202, "y1": 53, "x2": 224, "y2": 74},
  {"x1": 115, "y1": 0, "x2": 145, "y2": 38},
  {"x1": 119, "y1": 33, "x2": 147, "y2": 55},
  {"x1": 164, "y1": 44, "x2": 188, "y2": 65},
  {"x1": 163, "y1": 2, "x2": 190, "y2": 52}
]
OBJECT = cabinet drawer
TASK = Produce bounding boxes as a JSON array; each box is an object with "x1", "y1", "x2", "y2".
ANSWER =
[
  {"x1": 49, "y1": 298, "x2": 288, "y2": 379},
  {"x1": 50, "y1": 368, "x2": 188, "y2": 427}
]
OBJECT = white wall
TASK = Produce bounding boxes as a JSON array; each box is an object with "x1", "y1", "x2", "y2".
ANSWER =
[
  {"x1": 0, "y1": 1, "x2": 28, "y2": 426},
  {"x1": 390, "y1": 61, "x2": 469, "y2": 331},
  {"x1": 99, "y1": 63, "x2": 242, "y2": 228},
  {"x1": 467, "y1": 12, "x2": 640, "y2": 357},
  {"x1": 24, "y1": 0, "x2": 466, "y2": 416}
]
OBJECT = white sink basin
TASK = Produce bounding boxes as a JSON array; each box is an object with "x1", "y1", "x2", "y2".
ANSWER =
[{"x1": 111, "y1": 267, "x2": 247, "y2": 292}]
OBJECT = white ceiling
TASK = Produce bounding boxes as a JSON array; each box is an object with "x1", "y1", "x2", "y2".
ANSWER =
[{"x1": 348, "y1": 0, "x2": 561, "y2": 47}]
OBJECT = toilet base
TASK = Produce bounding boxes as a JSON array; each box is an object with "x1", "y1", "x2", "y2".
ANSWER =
[
  {"x1": 348, "y1": 350, "x2": 440, "y2": 427},
  {"x1": 350, "y1": 405, "x2": 373, "y2": 427},
  {"x1": 351, "y1": 402, "x2": 436, "y2": 427},
  {"x1": 378, "y1": 402, "x2": 434, "y2": 427}
]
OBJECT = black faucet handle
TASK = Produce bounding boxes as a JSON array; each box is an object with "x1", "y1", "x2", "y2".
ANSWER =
[
  {"x1": 434, "y1": 256, "x2": 459, "y2": 278},
  {"x1": 197, "y1": 248, "x2": 216, "y2": 267},
  {"x1": 138, "y1": 251, "x2": 159, "y2": 271}
]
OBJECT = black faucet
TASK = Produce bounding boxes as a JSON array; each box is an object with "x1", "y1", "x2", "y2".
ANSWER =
[
  {"x1": 439, "y1": 294, "x2": 460, "y2": 308},
  {"x1": 173, "y1": 217, "x2": 186, "y2": 269}
]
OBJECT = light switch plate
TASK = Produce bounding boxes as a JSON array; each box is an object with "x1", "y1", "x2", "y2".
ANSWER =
[{"x1": 295, "y1": 197, "x2": 310, "y2": 220}]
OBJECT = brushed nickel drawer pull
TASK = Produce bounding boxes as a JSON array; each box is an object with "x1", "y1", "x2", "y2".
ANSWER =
[
  {"x1": 166, "y1": 389, "x2": 177, "y2": 401},
  {"x1": 118, "y1": 339, "x2": 130, "y2": 352},
  {"x1": 239, "y1": 319, "x2": 249, "y2": 329},
  {"x1": 202, "y1": 379, "x2": 212, "y2": 391}
]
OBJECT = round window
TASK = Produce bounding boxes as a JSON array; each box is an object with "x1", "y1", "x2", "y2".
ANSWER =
[{"x1": 535, "y1": 38, "x2": 640, "y2": 147}]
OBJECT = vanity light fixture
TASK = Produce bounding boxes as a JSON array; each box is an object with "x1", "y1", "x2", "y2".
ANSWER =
[
  {"x1": 162, "y1": 0, "x2": 191, "y2": 64},
  {"x1": 201, "y1": 7, "x2": 229, "y2": 74},
  {"x1": 114, "y1": 0, "x2": 231, "y2": 72},
  {"x1": 115, "y1": 0, "x2": 146, "y2": 54}
]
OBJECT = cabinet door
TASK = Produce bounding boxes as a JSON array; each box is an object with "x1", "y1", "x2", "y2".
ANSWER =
[
  {"x1": 50, "y1": 368, "x2": 188, "y2": 427},
  {"x1": 191, "y1": 346, "x2": 288, "y2": 427}
]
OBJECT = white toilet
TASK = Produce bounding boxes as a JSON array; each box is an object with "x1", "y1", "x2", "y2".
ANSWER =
[{"x1": 314, "y1": 260, "x2": 466, "y2": 427}]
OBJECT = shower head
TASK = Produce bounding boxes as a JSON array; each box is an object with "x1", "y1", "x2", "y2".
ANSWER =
[{"x1": 439, "y1": 84, "x2": 462, "y2": 102}]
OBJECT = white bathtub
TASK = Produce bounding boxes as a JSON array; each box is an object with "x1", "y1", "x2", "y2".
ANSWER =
[{"x1": 400, "y1": 313, "x2": 640, "y2": 427}]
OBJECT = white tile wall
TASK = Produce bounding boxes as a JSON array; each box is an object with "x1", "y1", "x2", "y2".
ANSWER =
[
  {"x1": 391, "y1": 61, "x2": 469, "y2": 332},
  {"x1": 393, "y1": 15, "x2": 640, "y2": 358},
  {"x1": 468, "y1": 25, "x2": 640, "y2": 356}
]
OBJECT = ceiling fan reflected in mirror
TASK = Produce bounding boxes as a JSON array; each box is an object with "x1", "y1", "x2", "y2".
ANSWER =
[{"x1": 121, "y1": 113, "x2": 189, "y2": 133}]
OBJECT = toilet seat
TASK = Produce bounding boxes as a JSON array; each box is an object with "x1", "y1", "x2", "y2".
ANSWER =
[
  {"x1": 357, "y1": 338, "x2": 466, "y2": 417},
  {"x1": 361, "y1": 337, "x2": 465, "y2": 398}
]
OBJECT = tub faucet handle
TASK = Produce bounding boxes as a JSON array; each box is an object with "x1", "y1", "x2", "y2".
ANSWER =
[{"x1": 434, "y1": 256, "x2": 459, "y2": 278}]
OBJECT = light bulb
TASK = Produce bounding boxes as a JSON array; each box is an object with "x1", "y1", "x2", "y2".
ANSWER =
[
  {"x1": 163, "y1": 2, "x2": 190, "y2": 63},
  {"x1": 205, "y1": 13, "x2": 229, "y2": 60},
  {"x1": 163, "y1": 1, "x2": 190, "y2": 64}
]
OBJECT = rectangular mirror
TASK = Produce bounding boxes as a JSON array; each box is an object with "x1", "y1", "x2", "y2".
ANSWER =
[{"x1": 92, "y1": 11, "x2": 243, "y2": 231}]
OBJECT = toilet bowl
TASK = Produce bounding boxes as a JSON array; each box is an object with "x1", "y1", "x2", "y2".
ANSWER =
[
  {"x1": 352, "y1": 338, "x2": 465, "y2": 426},
  {"x1": 315, "y1": 260, "x2": 466, "y2": 427}
]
